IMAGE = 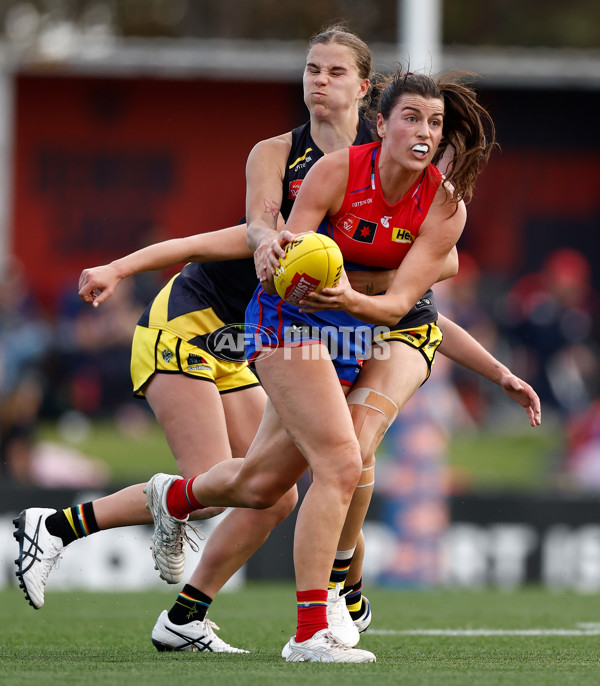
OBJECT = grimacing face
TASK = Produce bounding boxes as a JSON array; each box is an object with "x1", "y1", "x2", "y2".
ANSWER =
[{"x1": 303, "y1": 42, "x2": 369, "y2": 116}]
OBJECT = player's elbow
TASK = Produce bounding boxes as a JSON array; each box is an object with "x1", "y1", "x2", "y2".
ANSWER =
[
  {"x1": 377, "y1": 296, "x2": 412, "y2": 327},
  {"x1": 444, "y1": 255, "x2": 459, "y2": 279},
  {"x1": 380, "y1": 313, "x2": 403, "y2": 327}
]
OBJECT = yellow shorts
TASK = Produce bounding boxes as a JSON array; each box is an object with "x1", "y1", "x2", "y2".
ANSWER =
[
  {"x1": 130, "y1": 325, "x2": 260, "y2": 397},
  {"x1": 374, "y1": 321, "x2": 442, "y2": 381}
]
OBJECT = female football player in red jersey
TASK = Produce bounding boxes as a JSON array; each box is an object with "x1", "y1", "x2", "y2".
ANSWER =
[
  {"x1": 144, "y1": 66, "x2": 537, "y2": 662},
  {"x1": 15, "y1": 27, "x2": 540, "y2": 661}
]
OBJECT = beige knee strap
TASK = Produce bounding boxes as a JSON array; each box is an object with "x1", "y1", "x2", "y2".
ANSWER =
[
  {"x1": 348, "y1": 388, "x2": 398, "y2": 485},
  {"x1": 346, "y1": 387, "x2": 399, "y2": 427},
  {"x1": 357, "y1": 464, "x2": 375, "y2": 488}
]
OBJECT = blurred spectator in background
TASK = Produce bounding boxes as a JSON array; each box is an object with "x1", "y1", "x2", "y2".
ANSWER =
[
  {"x1": 48, "y1": 274, "x2": 147, "y2": 419},
  {"x1": 439, "y1": 252, "x2": 505, "y2": 426},
  {"x1": 0, "y1": 255, "x2": 145, "y2": 486},
  {"x1": 565, "y1": 399, "x2": 600, "y2": 491},
  {"x1": 500, "y1": 248, "x2": 599, "y2": 417},
  {"x1": 0, "y1": 256, "x2": 52, "y2": 483}
]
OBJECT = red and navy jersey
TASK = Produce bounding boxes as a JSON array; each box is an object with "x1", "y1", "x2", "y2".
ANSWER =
[
  {"x1": 317, "y1": 142, "x2": 442, "y2": 328},
  {"x1": 322, "y1": 142, "x2": 442, "y2": 269}
]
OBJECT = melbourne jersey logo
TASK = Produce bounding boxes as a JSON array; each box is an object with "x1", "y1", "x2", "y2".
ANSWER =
[
  {"x1": 336, "y1": 213, "x2": 377, "y2": 243},
  {"x1": 392, "y1": 227, "x2": 415, "y2": 244},
  {"x1": 337, "y1": 213, "x2": 360, "y2": 236},
  {"x1": 381, "y1": 215, "x2": 392, "y2": 228}
]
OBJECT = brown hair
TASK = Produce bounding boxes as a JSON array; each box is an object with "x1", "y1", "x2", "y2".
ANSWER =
[{"x1": 370, "y1": 69, "x2": 498, "y2": 205}]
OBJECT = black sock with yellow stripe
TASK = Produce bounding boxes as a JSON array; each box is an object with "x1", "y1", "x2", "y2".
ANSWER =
[
  {"x1": 45, "y1": 502, "x2": 100, "y2": 545},
  {"x1": 328, "y1": 547, "x2": 355, "y2": 589},
  {"x1": 343, "y1": 578, "x2": 365, "y2": 620}
]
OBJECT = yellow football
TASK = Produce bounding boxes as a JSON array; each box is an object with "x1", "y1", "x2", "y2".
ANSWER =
[{"x1": 274, "y1": 232, "x2": 343, "y2": 306}]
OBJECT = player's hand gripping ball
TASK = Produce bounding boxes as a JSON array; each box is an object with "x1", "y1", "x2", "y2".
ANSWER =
[{"x1": 274, "y1": 232, "x2": 344, "y2": 306}]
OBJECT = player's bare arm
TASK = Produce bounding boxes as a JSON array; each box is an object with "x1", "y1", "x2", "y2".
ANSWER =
[
  {"x1": 245, "y1": 134, "x2": 293, "y2": 289},
  {"x1": 366, "y1": 195, "x2": 465, "y2": 323},
  {"x1": 78, "y1": 224, "x2": 252, "y2": 307},
  {"x1": 305, "y1": 190, "x2": 465, "y2": 325},
  {"x1": 245, "y1": 134, "x2": 290, "y2": 249},
  {"x1": 253, "y1": 148, "x2": 348, "y2": 291},
  {"x1": 439, "y1": 246, "x2": 459, "y2": 280}
]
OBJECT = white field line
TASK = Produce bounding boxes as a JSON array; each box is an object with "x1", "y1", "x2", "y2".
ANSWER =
[{"x1": 369, "y1": 623, "x2": 600, "y2": 637}]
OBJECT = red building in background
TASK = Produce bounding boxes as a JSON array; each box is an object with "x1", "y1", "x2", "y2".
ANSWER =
[
  {"x1": 10, "y1": 73, "x2": 301, "y2": 310},
  {"x1": 8, "y1": 63, "x2": 600, "y2": 312}
]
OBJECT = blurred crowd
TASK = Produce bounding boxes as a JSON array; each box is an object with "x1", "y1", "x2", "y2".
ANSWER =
[
  {"x1": 0, "y1": 255, "x2": 159, "y2": 486},
  {"x1": 1, "y1": 247, "x2": 599, "y2": 490},
  {"x1": 442, "y1": 247, "x2": 600, "y2": 489}
]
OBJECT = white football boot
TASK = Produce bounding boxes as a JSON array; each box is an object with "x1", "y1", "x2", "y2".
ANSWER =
[
  {"x1": 282, "y1": 629, "x2": 376, "y2": 663},
  {"x1": 152, "y1": 610, "x2": 249, "y2": 653},
  {"x1": 144, "y1": 473, "x2": 200, "y2": 584},
  {"x1": 327, "y1": 583, "x2": 360, "y2": 646},
  {"x1": 353, "y1": 595, "x2": 373, "y2": 634},
  {"x1": 13, "y1": 508, "x2": 64, "y2": 609}
]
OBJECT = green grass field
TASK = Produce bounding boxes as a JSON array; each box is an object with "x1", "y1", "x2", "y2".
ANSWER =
[{"x1": 1, "y1": 584, "x2": 598, "y2": 686}]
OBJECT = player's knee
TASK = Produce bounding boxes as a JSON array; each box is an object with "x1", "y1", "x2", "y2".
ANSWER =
[
  {"x1": 312, "y1": 439, "x2": 362, "y2": 496},
  {"x1": 270, "y1": 485, "x2": 298, "y2": 521},
  {"x1": 338, "y1": 456, "x2": 363, "y2": 495},
  {"x1": 237, "y1": 473, "x2": 283, "y2": 509},
  {"x1": 349, "y1": 388, "x2": 399, "y2": 465},
  {"x1": 247, "y1": 485, "x2": 298, "y2": 524},
  {"x1": 243, "y1": 489, "x2": 280, "y2": 510}
]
